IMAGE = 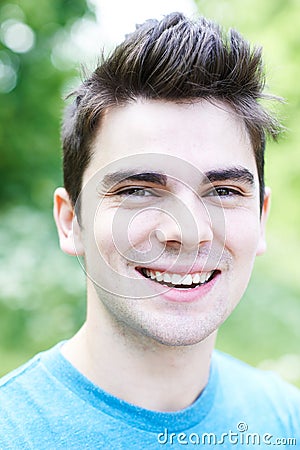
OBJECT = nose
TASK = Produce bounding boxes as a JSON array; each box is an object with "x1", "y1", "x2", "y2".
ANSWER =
[{"x1": 154, "y1": 193, "x2": 213, "y2": 250}]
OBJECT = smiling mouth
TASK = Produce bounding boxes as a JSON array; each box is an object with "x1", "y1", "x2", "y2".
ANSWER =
[{"x1": 138, "y1": 268, "x2": 219, "y2": 289}]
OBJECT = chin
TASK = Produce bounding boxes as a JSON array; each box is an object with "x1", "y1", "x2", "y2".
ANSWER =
[{"x1": 136, "y1": 317, "x2": 222, "y2": 348}]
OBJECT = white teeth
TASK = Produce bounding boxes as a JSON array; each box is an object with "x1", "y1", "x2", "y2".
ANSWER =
[
  {"x1": 192, "y1": 273, "x2": 200, "y2": 284},
  {"x1": 182, "y1": 274, "x2": 193, "y2": 285},
  {"x1": 162, "y1": 273, "x2": 172, "y2": 283},
  {"x1": 143, "y1": 269, "x2": 215, "y2": 286},
  {"x1": 156, "y1": 271, "x2": 163, "y2": 281},
  {"x1": 205, "y1": 272, "x2": 212, "y2": 282},
  {"x1": 200, "y1": 273, "x2": 207, "y2": 283},
  {"x1": 172, "y1": 274, "x2": 182, "y2": 284}
]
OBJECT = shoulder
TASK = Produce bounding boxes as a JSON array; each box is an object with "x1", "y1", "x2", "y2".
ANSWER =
[
  {"x1": 0, "y1": 344, "x2": 66, "y2": 447},
  {"x1": 213, "y1": 349, "x2": 300, "y2": 397},
  {"x1": 0, "y1": 352, "x2": 43, "y2": 393},
  {"x1": 0, "y1": 343, "x2": 64, "y2": 412},
  {"x1": 0, "y1": 353, "x2": 43, "y2": 446},
  {"x1": 213, "y1": 350, "x2": 300, "y2": 431}
]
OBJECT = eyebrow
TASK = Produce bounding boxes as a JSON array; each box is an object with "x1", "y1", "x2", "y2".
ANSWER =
[
  {"x1": 204, "y1": 166, "x2": 255, "y2": 186},
  {"x1": 101, "y1": 170, "x2": 167, "y2": 190}
]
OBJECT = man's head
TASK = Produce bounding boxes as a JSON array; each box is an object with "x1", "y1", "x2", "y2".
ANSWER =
[
  {"x1": 62, "y1": 12, "x2": 281, "y2": 213},
  {"x1": 54, "y1": 12, "x2": 281, "y2": 347}
]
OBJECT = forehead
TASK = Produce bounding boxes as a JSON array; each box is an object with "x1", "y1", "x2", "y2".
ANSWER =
[{"x1": 84, "y1": 99, "x2": 256, "y2": 184}]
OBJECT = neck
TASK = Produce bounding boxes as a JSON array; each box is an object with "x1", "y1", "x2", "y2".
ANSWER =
[{"x1": 62, "y1": 290, "x2": 217, "y2": 412}]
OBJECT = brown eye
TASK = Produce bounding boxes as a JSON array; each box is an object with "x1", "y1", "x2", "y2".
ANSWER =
[
  {"x1": 215, "y1": 188, "x2": 232, "y2": 196},
  {"x1": 207, "y1": 187, "x2": 241, "y2": 197}
]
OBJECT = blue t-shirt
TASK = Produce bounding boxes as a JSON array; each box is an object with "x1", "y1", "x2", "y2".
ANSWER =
[{"x1": 0, "y1": 343, "x2": 299, "y2": 449}]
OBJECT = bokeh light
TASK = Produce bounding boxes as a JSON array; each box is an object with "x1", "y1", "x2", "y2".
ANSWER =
[{"x1": 1, "y1": 19, "x2": 35, "y2": 53}]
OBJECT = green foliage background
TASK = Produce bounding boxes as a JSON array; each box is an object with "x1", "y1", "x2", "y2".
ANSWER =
[{"x1": 0, "y1": 0, "x2": 299, "y2": 385}]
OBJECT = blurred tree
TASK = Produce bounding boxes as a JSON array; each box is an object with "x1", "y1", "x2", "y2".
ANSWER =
[
  {"x1": 0, "y1": 0, "x2": 93, "y2": 374},
  {"x1": 0, "y1": 0, "x2": 91, "y2": 210}
]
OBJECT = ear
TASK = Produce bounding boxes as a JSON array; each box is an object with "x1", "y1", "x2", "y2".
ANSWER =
[
  {"x1": 53, "y1": 187, "x2": 84, "y2": 256},
  {"x1": 256, "y1": 187, "x2": 271, "y2": 256}
]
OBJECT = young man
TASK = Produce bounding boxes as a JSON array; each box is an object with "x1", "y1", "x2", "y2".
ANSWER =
[{"x1": 0, "y1": 12, "x2": 299, "y2": 449}]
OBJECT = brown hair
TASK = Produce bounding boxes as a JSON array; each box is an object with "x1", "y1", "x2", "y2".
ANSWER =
[{"x1": 62, "y1": 12, "x2": 282, "y2": 211}]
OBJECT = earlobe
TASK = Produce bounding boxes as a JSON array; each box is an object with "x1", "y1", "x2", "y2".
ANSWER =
[
  {"x1": 256, "y1": 187, "x2": 271, "y2": 256},
  {"x1": 53, "y1": 187, "x2": 84, "y2": 256}
]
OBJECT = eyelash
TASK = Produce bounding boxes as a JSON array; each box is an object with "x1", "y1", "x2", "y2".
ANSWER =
[
  {"x1": 206, "y1": 187, "x2": 243, "y2": 197},
  {"x1": 112, "y1": 185, "x2": 244, "y2": 200},
  {"x1": 115, "y1": 187, "x2": 155, "y2": 197}
]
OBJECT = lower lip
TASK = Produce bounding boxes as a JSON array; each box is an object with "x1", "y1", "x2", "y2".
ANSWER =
[{"x1": 143, "y1": 272, "x2": 220, "y2": 303}]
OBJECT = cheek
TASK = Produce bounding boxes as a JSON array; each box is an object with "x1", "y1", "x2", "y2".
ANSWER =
[
  {"x1": 223, "y1": 210, "x2": 262, "y2": 310},
  {"x1": 224, "y1": 210, "x2": 261, "y2": 260},
  {"x1": 95, "y1": 212, "x2": 115, "y2": 252},
  {"x1": 92, "y1": 208, "x2": 159, "y2": 261}
]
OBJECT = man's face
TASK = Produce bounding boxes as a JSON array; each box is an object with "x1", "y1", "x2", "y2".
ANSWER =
[{"x1": 70, "y1": 99, "x2": 269, "y2": 346}]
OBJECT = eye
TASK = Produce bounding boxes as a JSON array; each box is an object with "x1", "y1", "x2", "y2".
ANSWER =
[
  {"x1": 116, "y1": 187, "x2": 154, "y2": 197},
  {"x1": 207, "y1": 187, "x2": 242, "y2": 197}
]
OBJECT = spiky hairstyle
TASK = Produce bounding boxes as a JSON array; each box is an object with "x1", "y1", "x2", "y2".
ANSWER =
[{"x1": 62, "y1": 12, "x2": 281, "y2": 210}]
